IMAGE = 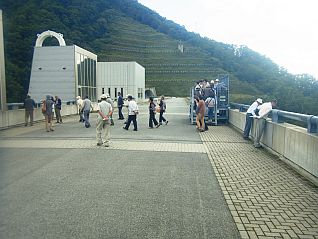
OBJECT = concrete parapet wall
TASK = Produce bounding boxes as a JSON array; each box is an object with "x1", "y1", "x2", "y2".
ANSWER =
[
  {"x1": 0, "y1": 105, "x2": 78, "y2": 129},
  {"x1": 229, "y1": 109, "x2": 318, "y2": 180}
]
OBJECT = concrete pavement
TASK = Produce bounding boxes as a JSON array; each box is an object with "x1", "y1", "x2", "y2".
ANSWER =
[
  {"x1": 0, "y1": 97, "x2": 317, "y2": 238},
  {"x1": 0, "y1": 98, "x2": 239, "y2": 239}
]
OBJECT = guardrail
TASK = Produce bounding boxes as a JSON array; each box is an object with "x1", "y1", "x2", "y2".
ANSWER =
[
  {"x1": 230, "y1": 102, "x2": 318, "y2": 135},
  {"x1": 7, "y1": 101, "x2": 76, "y2": 110}
]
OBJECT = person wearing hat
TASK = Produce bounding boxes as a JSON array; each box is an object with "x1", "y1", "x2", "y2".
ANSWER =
[
  {"x1": 105, "y1": 94, "x2": 115, "y2": 126},
  {"x1": 96, "y1": 94, "x2": 113, "y2": 147},
  {"x1": 253, "y1": 99, "x2": 277, "y2": 148},
  {"x1": 243, "y1": 98, "x2": 263, "y2": 140},
  {"x1": 123, "y1": 95, "x2": 138, "y2": 131}
]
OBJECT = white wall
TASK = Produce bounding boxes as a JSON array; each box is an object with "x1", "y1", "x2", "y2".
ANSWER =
[{"x1": 97, "y1": 62, "x2": 145, "y2": 100}]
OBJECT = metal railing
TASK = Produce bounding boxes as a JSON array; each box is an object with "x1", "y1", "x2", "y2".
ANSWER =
[
  {"x1": 230, "y1": 103, "x2": 318, "y2": 135},
  {"x1": 6, "y1": 101, "x2": 76, "y2": 110}
]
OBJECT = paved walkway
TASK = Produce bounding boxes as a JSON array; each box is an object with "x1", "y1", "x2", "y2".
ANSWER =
[
  {"x1": 201, "y1": 126, "x2": 318, "y2": 239},
  {"x1": 0, "y1": 97, "x2": 317, "y2": 239},
  {"x1": 0, "y1": 98, "x2": 239, "y2": 239}
]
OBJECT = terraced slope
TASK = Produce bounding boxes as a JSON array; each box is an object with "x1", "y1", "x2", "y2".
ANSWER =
[{"x1": 96, "y1": 13, "x2": 230, "y2": 96}]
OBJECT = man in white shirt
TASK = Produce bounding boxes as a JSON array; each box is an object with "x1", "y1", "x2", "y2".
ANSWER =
[
  {"x1": 123, "y1": 95, "x2": 138, "y2": 131},
  {"x1": 243, "y1": 98, "x2": 263, "y2": 139},
  {"x1": 76, "y1": 96, "x2": 84, "y2": 122},
  {"x1": 96, "y1": 94, "x2": 113, "y2": 147},
  {"x1": 253, "y1": 99, "x2": 277, "y2": 148}
]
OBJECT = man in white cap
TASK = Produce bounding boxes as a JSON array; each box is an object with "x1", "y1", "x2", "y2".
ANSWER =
[
  {"x1": 243, "y1": 98, "x2": 263, "y2": 139},
  {"x1": 253, "y1": 99, "x2": 277, "y2": 148},
  {"x1": 96, "y1": 94, "x2": 113, "y2": 147}
]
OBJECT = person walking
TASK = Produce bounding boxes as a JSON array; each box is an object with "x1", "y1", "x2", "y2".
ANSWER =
[
  {"x1": 54, "y1": 95, "x2": 62, "y2": 123},
  {"x1": 82, "y1": 95, "x2": 93, "y2": 128},
  {"x1": 76, "y1": 96, "x2": 84, "y2": 122},
  {"x1": 253, "y1": 99, "x2": 277, "y2": 148},
  {"x1": 96, "y1": 94, "x2": 113, "y2": 147},
  {"x1": 24, "y1": 94, "x2": 36, "y2": 126},
  {"x1": 148, "y1": 97, "x2": 160, "y2": 129},
  {"x1": 194, "y1": 96, "x2": 206, "y2": 132},
  {"x1": 159, "y1": 95, "x2": 168, "y2": 125},
  {"x1": 117, "y1": 92, "x2": 124, "y2": 120},
  {"x1": 243, "y1": 98, "x2": 263, "y2": 139},
  {"x1": 123, "y1": 95, "x2": 138, "y2": 131},
  {"x1": 43, "y1": 95, "x2": 54, "y2": 132},
  {"x1": 106, "y1": 94, "x2": 115, "y2": 126}
]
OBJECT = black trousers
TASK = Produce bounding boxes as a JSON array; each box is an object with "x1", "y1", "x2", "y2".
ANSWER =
[
  {"x1": 118, "y1": 106, "x2": 124, "y2": 119},
  {"x1": 124, "y1": 115, "x2": 137, "y2": 130},
  {"x1": 149, "y1": 111, "x2": 158, "y2": 127},
  {"x1": 159, "y1": 110, "x2": 166, "y2": 123},
  {"x1": 243, "y1": 113, "x2": 253, "y2": 138}
]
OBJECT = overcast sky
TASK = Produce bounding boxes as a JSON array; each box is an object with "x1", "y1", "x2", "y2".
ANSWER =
[{"x1": 138, "y1": 0, "x2": 318, "y2": 78}]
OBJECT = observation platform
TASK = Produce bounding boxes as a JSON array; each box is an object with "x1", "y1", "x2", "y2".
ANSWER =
[{"x1": 0, "y1": 98, "x2": 317, "y2": 239}]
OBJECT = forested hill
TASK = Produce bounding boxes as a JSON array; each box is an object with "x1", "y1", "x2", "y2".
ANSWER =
[{"x1": 1, "y1": 0, "x2": 318, "y2": 115}]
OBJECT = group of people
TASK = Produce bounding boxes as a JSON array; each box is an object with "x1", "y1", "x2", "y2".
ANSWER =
[
  {"x1": 193, "y1": 79, "x2": 218, "y2": 132},
  {"x1": 24, "y1": 94, "x2": 62, "y2": 132},
  {"x1": 147, "y1": 96, "x2": 168, "y2": 129},
  {"x1": 75, "y1": 93, "x2": 169, "y2": 147},
  {"x1": 41, "y1": 95, "x2": 62, "y2": 132},
  {"x1": 243, "y1": 98, "x2": 277, "y2": 148}
]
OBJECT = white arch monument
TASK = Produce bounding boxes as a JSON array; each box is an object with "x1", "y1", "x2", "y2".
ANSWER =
[{"x1": 35, "y1": 30, "x2": 66, "y2": 47}]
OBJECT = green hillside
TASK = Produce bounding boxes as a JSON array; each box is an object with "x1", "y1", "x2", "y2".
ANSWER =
[{"x1": 1, "y1": 0, "x2": 318, "y2": 114}]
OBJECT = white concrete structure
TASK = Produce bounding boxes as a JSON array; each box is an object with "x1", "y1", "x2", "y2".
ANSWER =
[
  {"x1": 0, "y1": 10, "x2": 7, "y2": 111},
  {"x1": 28, "y1": 31, "x2": 97, "y2": 102},
  {"x1": 35, "y1": 30, "x2": 66, "y2": 47},
  {"x1": 97, "y1": 62, "x2": 145, "y2": 100}
]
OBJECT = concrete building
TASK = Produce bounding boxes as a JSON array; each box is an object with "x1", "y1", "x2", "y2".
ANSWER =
[
  {"x1": 97, "y1": 62, "x2": 145, "y2": 100},
  {"x1": 28, "y1": 30, "x2": 97, "y2": 102}
]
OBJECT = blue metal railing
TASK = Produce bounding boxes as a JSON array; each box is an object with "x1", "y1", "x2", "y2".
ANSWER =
[{"x1": 230, "y1": 103, "x2": 318, "y2": 134}]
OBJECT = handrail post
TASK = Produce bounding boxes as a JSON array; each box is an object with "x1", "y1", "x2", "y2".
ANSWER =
[
  {"x1": 308, "y1": 116, "x2": 318, "y2": 134},
  {"x1": 272, "y1": 109, "x2": 285, "y2": 123}
]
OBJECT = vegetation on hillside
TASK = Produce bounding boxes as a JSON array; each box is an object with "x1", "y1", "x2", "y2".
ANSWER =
[{"x1": 1, "y1": 0, "x2": 318, "y2": 115}]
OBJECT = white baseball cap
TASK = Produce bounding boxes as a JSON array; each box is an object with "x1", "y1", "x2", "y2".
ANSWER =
[
  {"x1": 256, "y1": 98, "x2": 263, "y2": 104},
  {"x1": 100, "y1": 94, "x2": 107, "y2": 99}
]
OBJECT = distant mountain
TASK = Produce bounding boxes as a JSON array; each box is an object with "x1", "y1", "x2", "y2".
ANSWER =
[{"x1": 1, "y1": 0, "x2": 318, "y2": 114}]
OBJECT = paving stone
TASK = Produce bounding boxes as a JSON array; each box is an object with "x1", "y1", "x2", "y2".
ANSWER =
[{"x1": 201, "y1": 126, "x2": 318, "y2": 238}]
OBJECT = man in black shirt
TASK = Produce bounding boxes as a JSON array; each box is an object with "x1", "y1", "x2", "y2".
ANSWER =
[{"x1": 24, "y1": 94, "x2": 36, "y2": 126}]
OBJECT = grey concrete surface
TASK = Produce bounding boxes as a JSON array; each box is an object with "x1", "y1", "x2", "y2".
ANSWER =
[{"x1": 0, "y1": 98, "x2": 240, "y2": 239}]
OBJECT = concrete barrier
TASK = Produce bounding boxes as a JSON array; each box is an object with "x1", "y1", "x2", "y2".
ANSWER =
[
  {"x1": 229, "y1": 109, "x2": 318, "y2": 183},
  {"x1": 0, "y1": 105, "x2": 78, "y2": 129}
]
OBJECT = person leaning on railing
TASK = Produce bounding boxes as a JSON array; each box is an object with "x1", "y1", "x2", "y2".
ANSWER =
[
  {"x1": 253, "y1": 99, "x2": 277, "y2": 148},
  {"x1": 243, "y1": 98, "x2": 263, "y2": 140}
]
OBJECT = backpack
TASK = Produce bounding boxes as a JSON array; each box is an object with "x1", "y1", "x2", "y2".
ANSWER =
[{"x1": 41, "y1": 100, "x2": 46, "y2": 114}]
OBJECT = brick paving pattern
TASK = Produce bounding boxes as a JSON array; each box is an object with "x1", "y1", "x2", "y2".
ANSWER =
[
  {"x1": 201, "y1": 126, "x2": 318, "y2": 239},
  {"x1": 0, "y1": 139, "x2": 206, "y2": 153}
]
